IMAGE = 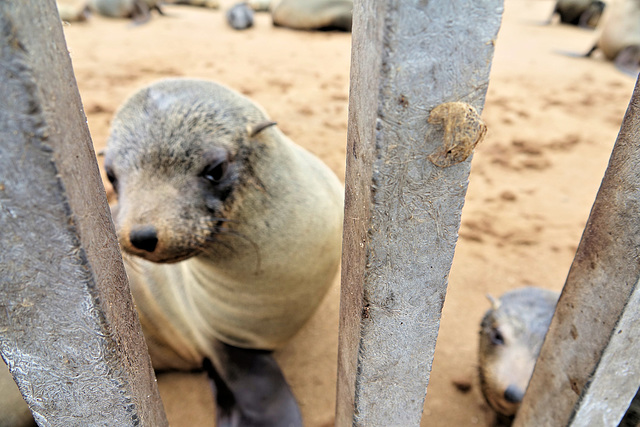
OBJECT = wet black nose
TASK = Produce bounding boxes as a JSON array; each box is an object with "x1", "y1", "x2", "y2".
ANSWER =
[
  {"x1": 504, "y1": 384, "x2": 525, "y2": 404},
  {"x1": 129, "y1": 226, "x2": 158, "y2": 252}
]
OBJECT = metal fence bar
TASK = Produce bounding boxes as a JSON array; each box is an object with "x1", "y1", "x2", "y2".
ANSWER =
[
  {"x1": 335, "y1": 1, "x2": 503, "y2": 425},
  {"x1": 0, "y1": 1, "x2": 168, "y2": 425},
  {"x1": 569, "y1": 280, "x2": 640, "y2": 426}
]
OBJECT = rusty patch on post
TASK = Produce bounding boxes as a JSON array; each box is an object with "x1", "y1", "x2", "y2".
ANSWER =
[{"x1": 427, "y1": 102, "x2": 487, "y2": 167}]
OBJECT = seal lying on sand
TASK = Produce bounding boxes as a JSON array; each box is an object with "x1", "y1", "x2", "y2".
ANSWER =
[
  {"x1": 163, "y1": 0, "x2": 220, "y2": 9},
  {"x1": 103, "y1": 78, "x2": 344, "y2": 426},
  {"x1": 271, "y1": 0, "x2": 353, "y2": 31},
  {"x1": 551, "y1": 0, "x2": 606, "y2": 28},
  {"x1": 56, "y1": 1, "x2": 91, "y2": 22},
  {"x1": 585, "y1": 0, "x2": 640, "y2": 74},
  {"x1": 88, "y1": 0, "x2": 164, "y2": 23},
  {"x1": 478, "y1": 287, "x2": 559, "y2": 421}
]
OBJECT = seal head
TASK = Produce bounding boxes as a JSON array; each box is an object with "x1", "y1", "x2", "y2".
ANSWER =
[
  {"x1": 478, "y1": 287, "x2": 559, "y2": 417},
  {"x1": 104, "y1": 80, "x2": 266, "y2": 264}
]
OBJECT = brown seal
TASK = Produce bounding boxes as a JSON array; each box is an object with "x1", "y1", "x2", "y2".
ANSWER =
[
  {"x1": 552, "y1": 0, "x2": 606, "y2": 28},
  {"x1": 478, "y1": 287, "x2": 559, "y2": 420},
  {"x1": 103, "y1": 78, "x2": 344, "y2": 426},
  {"x1": 271, "y1": 0, "x2": 353, "y2": 31},
  {"x1": 478, "y1": 286, "x2": 640, "y2": 426},
  {"x1": 88, "y1": 0, "x2": 164, "y2": 23},
  {"x1": 585, "y1": 0, "x2": 640, "y2": 74},
  {"x1": 56, "y1": 1, "x2": 91, "y2": 22}
]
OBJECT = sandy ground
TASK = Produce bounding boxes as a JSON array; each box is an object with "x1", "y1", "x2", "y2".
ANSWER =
[{"x1": 52, "y1": 0, "x2": 639, "y2": 425}]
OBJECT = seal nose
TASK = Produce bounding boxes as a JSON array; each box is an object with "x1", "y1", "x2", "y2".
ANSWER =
[
  {"x1": 129, "y1": 226, "x2": 159, "y2": 252},
  {"x1": 504, "y1": 384, "x2": 525, "y2": 404}
]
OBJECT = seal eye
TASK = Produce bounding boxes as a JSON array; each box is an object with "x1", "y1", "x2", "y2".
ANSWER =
[
  {"x1": 202, "y1": 160, "x2": 229, "y2": 184},
  {"x1": 105, "y1": 167, "x2": 118, "y2": 192},
  {"x1": 489, "y1": 328, "x2": 505, "y2": 346}
]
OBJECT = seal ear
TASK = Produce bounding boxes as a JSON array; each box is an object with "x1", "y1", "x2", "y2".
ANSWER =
[
  {"x1": 486, "y1": 294, "x2": 501, "y2": 311},
  {"x1": 247, "y1": 121, "x2": 277, "y2": 137}
]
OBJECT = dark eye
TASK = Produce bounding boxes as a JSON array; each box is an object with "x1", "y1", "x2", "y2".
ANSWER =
[
  {"x1": 105, "y1": 167, "x2": 118, "y2": 192},
  {"x1": 201, "y1": 160, "x2": 229, "y2": 184},
  {"x1": 489, "y1": 328, "x2": 505, "y2": 346}
]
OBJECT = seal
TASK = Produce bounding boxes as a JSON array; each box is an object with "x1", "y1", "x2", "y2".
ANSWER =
[
  {"x1": 87, "y1": 0, "x2": 164, "y2": 23},
  {"x1": 102, "y1": 78, "x2": 344, "y2": 426},
  {"x1": 248, "y1": 0, "x2": 272, "y2": 12},
  {"x1": 478, "y1": 286, "x2": 640, "y2": 426},
  {"x1": 56, "y1": 1, "x2": 91, "y2": 22},
  {"x1": 585, "y1": 0, "x2": 640, "y2": 74},
  {"x1": 271, "y1": 0, "x2": 353, "y2": 31},
  {"x1": 551, "y1": 0, "x2": 606, "y2": 28},
  {"x1": 478, "y1": 287, "x2": 559, "y2": 421}
]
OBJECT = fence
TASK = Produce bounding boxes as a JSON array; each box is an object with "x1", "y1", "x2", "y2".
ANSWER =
[{"x1": 0, "y1": 0, "x2": 638, "y2": 426}]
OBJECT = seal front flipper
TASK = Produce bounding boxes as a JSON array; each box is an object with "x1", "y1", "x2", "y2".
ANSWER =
[
  {"x1": 131, "y1": 0, "x2": 152, "y2": 24},
  {"x1": 204, "y1": 341, "x2": 303, "y2": 427}
]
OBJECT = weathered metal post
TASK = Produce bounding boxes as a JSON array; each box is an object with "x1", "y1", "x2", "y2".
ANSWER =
[
  {"x1": 514, "y1": 76, "x2": 640, "y2": 427},
  {"x1": 336, "y1": 1, "x2": 503, "y2": 425},
  {"x1": 0, "y1": 1, "x2": 168, "y2": 425}
]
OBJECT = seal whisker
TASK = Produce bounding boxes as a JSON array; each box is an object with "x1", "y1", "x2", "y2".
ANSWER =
[{"x1": 121, "y1": 250, "x2": 144, "y2": 274}]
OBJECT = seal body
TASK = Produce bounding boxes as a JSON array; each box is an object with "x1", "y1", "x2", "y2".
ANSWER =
[
  {"x1": 478, "y1": 287, "x2": 559, "y2": 418},
  {"x1": 103, "y1": 78, "x2": 343, "y2": 425},
  {"x1": 248, "y1": 0, "x2": 272, "y2": 12},
  {"x1": 589, "y1": 0, "x2": 640, "y2": 73},
  {"x1": 88, "y1": 0, "x2": 163, "y2": 22},
  {"x1": 553, "y1": 0, "x2": 606, "y2": 28},
  {"x1": 56, "y1": 1, "x2": 91, "y2": 22},
  {"x1": 272, "y1": 0, "x2": 353, "y2": 31}
]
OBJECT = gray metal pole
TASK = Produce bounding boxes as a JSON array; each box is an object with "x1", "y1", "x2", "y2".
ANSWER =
[
  {"x1": 514, "y1": 76, "x2": 640, "y2": 427},
  {"x1": 0, "y1": 1, "x2": 168, "y2": 425},
  {"x1": 336, "y1": 1, "x2": 503, "y2": 426}
]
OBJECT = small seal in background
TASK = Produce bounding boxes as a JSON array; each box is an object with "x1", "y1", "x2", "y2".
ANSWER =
[
  {"x1": 552, "y1": 0, "x2": 606, "y2": 28},
  {"x1": 478, "y1": 287, "x2": 558, "y2": 422},
  {"x1": 584, "y1": 0, "x2": 640, "y2": 75},
  {"x1": 88, "y1": 0, "x2": 164, "y2": 24},
  {"x1": 226, "y1": 2, "x2": 254, "y2": 30}
]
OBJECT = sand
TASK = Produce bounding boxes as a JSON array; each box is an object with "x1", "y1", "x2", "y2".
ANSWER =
[{"x1": 56, "y1": 0, "x2": 638, "y2": 425}]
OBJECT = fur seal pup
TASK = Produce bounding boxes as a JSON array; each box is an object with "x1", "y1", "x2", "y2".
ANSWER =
[
  {"x1": 103, "y1": 78, "x2": 344, "y2": 426},
  {"x1": 87, "y1": 0, "x2": 164, "y2": 23},
  {"x1": 551, "y1": 0, "x2": 606, "y2": 28},
  {"x1": 478, "y1": 287, "x2": 640, "y2": 426},
  {"x1": 248, "y1": 0, "x2": 272, "y2": 12},
  {"x1": 478, "y1": 287, "x2": 559, "y2": 421},
  {"x1": 271, "y1": 0, "x2": 353, "y2": 32},
  {"x1": 585, "y1": 0, "x2": 640, "y2": 74}
]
